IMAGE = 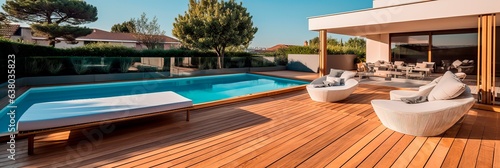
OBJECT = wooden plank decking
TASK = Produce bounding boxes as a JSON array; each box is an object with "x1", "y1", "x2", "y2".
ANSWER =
[{"x1": 1, "y1": 84, "x2": 499, "y2": 167}]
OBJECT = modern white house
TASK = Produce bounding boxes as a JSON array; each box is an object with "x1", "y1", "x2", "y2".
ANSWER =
[{"x1": 309, "y1": 0, "x2": 500, "y2": 105}]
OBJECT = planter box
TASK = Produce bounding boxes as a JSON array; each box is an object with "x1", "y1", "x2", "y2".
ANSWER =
[
  {"x1": 287, "y1": 54, "x2": 357, "y2": 73},
  {"x1": 171, "y1": 66, "x2": 286, "y2": 77}
]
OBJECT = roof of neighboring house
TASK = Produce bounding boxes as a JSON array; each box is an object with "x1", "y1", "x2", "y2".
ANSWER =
[
  {"x1": 265, "y1": 44, "x2": 294, "y2": 52},
  {"x1": 0, "y1": 24, "x2": 20, "y2": 37},
  {"x1": 78, "y1": 29, "x2": 179, "y2": 43}
]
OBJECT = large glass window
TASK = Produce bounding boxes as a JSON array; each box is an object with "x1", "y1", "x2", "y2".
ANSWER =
[
  {"x1": 432, "y1": 32, "x2": 478, "y2": 75},
  {"x1": 391, "y1": 35, "x2": 429, "y2": 63}
]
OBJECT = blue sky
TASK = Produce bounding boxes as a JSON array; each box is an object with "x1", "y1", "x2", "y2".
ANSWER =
[{"x1": 1, "y1": 0, "x2": 372, "y2": 47}]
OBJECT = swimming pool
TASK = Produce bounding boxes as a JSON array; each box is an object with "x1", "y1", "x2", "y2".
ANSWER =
[{"x1": 0, "y1": 73, "x2": 308, "y2": 135}]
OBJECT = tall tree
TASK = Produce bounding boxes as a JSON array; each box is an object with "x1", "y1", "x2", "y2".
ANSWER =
[
  {"x1": 0, "y1": 12, "x2": 7, "y2": 28},
  {"x1": 173, "y1": 0, "x2": 258, "y2": 69},
  {"x1": 2, "y1": 0, "x2": 98, "y2": 47},
  {"x1": 130, "y1": 13, "x2": 166, "y2": 49},
  {"x1": 308, "y1": 36, "x2": 340, "y2": 46},
  {"x1": 345, "y1": 37, "x2": 366, "y2": 49},
  {"x1": 111, "y1": 21, "x2": 136, "y2": 33}
]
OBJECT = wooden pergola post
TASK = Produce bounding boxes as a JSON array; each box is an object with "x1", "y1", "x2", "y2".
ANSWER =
[
  {"x1": 477, "y1": 14, "x2": 496, "y2": 104},
  {"x1": 319, "y1": 30, "x2": 328, "y2": 76}
]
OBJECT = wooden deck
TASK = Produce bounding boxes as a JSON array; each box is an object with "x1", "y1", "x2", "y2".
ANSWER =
[{"x1": 1, "y1": 84, "x2": 499, "y2": 167}]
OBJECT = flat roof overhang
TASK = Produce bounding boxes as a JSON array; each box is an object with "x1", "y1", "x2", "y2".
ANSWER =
[{"x1": 309, "y1": 0, "x2": 500, "y2": 36}]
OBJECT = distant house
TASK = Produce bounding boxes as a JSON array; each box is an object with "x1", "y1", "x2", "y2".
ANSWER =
[
  {"x1": 250, "y1": 44, "x2": 296, "y2": 53},
  {"x1": 0, "y1": 25, "x2": 181, "y2": 50},
  {"x1": 265, "y1": 44, "x2": 294, "y2": 52}
]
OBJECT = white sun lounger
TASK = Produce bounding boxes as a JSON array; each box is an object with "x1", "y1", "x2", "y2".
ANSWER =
[
  {"x1": 18, "y1": 91, "x2": 193, "y2": 131},
  {"x1": 18, "y1": 91, "x2": 192, "y2": 155}
]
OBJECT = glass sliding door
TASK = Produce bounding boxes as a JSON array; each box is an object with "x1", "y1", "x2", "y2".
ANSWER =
[
  {"x1": 391, "y1": 35, "x2": 429, "y2": 64},
  {"x1": 431, "y1": 32, "x2": 478, "y2": 75}
]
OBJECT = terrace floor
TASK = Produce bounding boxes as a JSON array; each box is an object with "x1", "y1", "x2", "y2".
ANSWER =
[{"x1": 1, "y1": 84, "x2": 499, "y2": 167}]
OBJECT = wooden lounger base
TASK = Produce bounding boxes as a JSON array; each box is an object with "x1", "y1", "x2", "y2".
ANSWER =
[{"x1": 22, "y1": 108, "x2": 190, "y2": 155}]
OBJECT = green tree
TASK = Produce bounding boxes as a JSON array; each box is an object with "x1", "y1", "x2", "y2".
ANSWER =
[
  {"x1": 344, "y1": 37, "x2": 366, "y2": 49},
  {"x1": 173, "y1": 0, "x2": 258, "y2": 69},
  {"x1": 0, "y1": 12, "x2": 7, "y2": 28},
  {"x1": 130, "y1": 13, "x2": 166, "y2": 49},
  {"x1": 2, "y1": 0, "x2": 98, "y2": 47},
  {"x1": 308, "y1": 36, "x2": 340, "y2": 46},
  {"x1": 111, "y1": 21, "x2": 136, "y2": 33}
]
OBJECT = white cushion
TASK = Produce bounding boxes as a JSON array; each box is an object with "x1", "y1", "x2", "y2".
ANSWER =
[
  {"x1": 18, "y1": 91, "x2": 193, "y2": 131},
  {"x1": 417, "y1": 82, "x2": 437, "y2": 97},
  {"x1": 452, "y1": 60, "x2": 463, "y2": 68},
  {"x1": 329, "y1": 69, "x2": 344, "y2": 77},
  {"x1": 323, "y1": 80, "x2": 337, "y2": 86},
  {"x1": 428, "y1": 71, "x2": 466, "y2": 101},
  {"x1": 325, "y1": 76, "x2": 341, "y2": 86},
  {"x1": 416, "y1": 63, "x2": 426, "y2": 68},
  {"x1": 340, "y1": 71, "x2": 357, "y2": 79},
  {"x1": 425, "y1": 62, "x2": 434, "y2": 68},
  {"x1": 326, "y1": 76, "x2": 336, "y2": 82},
  {"x1": 431, "y1": 76, "x2": 442, "y2": 83}
]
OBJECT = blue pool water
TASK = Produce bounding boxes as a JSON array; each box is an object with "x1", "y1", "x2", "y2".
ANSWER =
[{"x1": 0, "y1": 73, "x2": 307, "y2": 135}]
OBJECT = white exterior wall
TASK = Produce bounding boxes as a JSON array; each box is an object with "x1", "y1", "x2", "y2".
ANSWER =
[
  {"x1": 309, "y1": 0, "x2": 500, "y2": 34},
  {"x1": 366, "y1": 34, "x2": 390, "y2": 63},
  {"x1": 55, "y1": 41, "x2": 84, "y2": 49},
  {"x1": 109, "y1": 42, "x2": 136, "y2": 48},
  {"x1": 373, "y1": 0, "x2": 433, "y2": 8}
]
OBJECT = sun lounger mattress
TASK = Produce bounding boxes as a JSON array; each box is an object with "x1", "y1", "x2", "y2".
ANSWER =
[{"x1": 18, "y1": 91, "x2": 192, "y2": 131}]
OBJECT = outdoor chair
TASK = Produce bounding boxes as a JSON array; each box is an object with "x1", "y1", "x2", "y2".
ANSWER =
[
  {"x1": 371, "y1": 71, "x2": 474, "y2": 136},
  {"x1": 306, "y1": 69, "x2": 359, "y2": 102}
]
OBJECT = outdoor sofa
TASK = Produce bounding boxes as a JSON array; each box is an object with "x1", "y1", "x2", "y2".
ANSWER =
[
  {"x1": 371, "y1": 71, "x2": 475, "y2": 136},
  {"x1": 307, "y1": 69, "x2": 359, "y2": 102}
]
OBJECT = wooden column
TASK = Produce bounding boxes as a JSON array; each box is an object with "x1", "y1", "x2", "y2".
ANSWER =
[
  {"x1": 477, "y1": 14, "x2": 497, "y2": 104},
  {"x1": 28, "y1": 135, "x2": 35, "y2": 155},
  {"x1": 319, "y1": 30, "x2": 328, "y2": 76}
]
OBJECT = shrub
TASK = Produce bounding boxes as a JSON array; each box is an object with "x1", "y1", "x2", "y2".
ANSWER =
[
  {"x1": 0, "y1": 40, "x2": 253, "y2": 58},
  {"x1": 66, "y1": 43, "x2": 138, "y2": 57},
  {"x1": 117, "y1": 58, "x2": 133, "y2": 73},
  {"x1": 70, "y1": 57, "x2": 90, "y2": 75},
  {"x1": 137, "y1": 65, "x2": 158, "y2": 72},
  {"x1": 26, "y1": 58, "x2": 47, "y2": 75},
  {"x1": 269, "y1": 45, "x2": 366, "y2": 64},
  {"x1": 47, "y1": 59, "x2": 63, "y2": 74}
]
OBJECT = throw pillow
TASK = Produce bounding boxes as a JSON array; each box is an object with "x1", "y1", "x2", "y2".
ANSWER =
[
  {"x1": 323, "y1": 80, "x2": 339, "y2": 87},
  {"x1": 416, "y1": 63, "x2": 426, "y2": 68},
  {"x1": 312, "y1": 84, "x2": 326, "y2": 88},
  {"x1": 401, "y1": 96, "x2": 428, "y2": 104},
  {"x1": 431, "y1": 76, "x2": 442, "y2": 84},
  {"x1": 452, "y1": 60, "x2": 463, "y2": 68},
  {"x1": 417, "y1": 82, "x2": 437, "y2": 97},
  {"x1": 427, "y1": 71, "x2": 466, "y2": 101},
  {"x1": 325, "y1": 77, "x2": 344, "y2": 86},
  {"x1": 326, "y1": 76, "x2": 336, "y2": 83},
  {"x1": 329, "y1": 68, "x2": 345, "y2": 77},
  {"x1": 340, "y1": 71, "x2": 357, "y2": 79},
  {"x1": 323, "y1": 80, "x2": 333, "y2": 86},
  {"x1": 334, "y1": 77, "x2": 345, "y2": 86}
]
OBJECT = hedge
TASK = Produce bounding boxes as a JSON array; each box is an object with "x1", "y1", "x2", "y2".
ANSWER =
[
  {"x1": 264, "y1": 45, "x2": 366, "y2": 64},
  {"x1": 0, "y1": 39, "x2": 253, "y2": 58}
]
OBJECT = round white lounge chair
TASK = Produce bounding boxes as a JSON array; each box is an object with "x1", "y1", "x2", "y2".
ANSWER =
[
  {"x1": 389, "y1": 89, "x2": 419, "y2": 100},
  {"x1": 371, "y1": 86, "x2": 474, "y2": 136},
  {"x1": 306, "y1": 77, "x2": 359, "y2": 102}
]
